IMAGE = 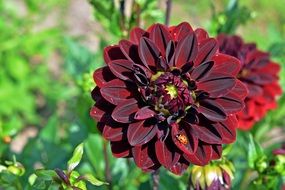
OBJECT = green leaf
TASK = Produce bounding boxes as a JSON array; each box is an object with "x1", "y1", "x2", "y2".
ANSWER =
[
  {"x1": 67, "y1": 143, "x2": 84, "y2": 172},
  {"x1": 83, "y1": 173, "x2": 108, "y2": 186},
  {"x1": 35, "y1": 169, "x2": 57, "y2": 181},
  {"x1": 248, "y1": 134, "x2": 264, "y2": 169}
]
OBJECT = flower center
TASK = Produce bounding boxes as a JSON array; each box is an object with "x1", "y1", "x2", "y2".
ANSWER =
[{"x1": 165, "y1": 84, "x2": 178, "y2": 99}]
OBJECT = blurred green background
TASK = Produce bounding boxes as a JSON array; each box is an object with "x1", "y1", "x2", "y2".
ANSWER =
[{"x1": 0, "y1": 0, "x2": 284, "y2": 189}]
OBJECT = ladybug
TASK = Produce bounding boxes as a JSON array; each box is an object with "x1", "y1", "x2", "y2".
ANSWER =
[{"x1": 176, "y1": 134, "x2": 188, "y2": 145}]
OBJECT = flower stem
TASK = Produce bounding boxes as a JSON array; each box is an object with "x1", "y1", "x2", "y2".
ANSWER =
[
  {"x1": 152, "y1": 169, "x2": 160, "y2": 190},
  {"x1": 103, "y1": 140, "x2": 112, "y2": 190},
  {"x1": 165, "y1": 0, "x2": 172, "y2": 26}
]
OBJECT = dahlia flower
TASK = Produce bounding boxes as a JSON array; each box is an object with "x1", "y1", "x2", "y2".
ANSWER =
[
  {"x1": 217, "y1": 34, "x2": 282, "y2": 130},
  {"x1": 91, "y1": 22, "x2": 247, "y2": 175}
]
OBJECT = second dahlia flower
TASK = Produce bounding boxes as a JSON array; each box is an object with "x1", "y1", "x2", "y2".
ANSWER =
[
  {"x1": 217, "y1": 34, "x2": 282, "y2": 130},
  {"x1": 91, "y1": 22, "x2": 247, "y2": 175}
]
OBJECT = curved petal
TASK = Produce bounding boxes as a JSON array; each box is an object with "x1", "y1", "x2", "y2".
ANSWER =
[
  {"x1": 93, "y1": 66, "x2": 115, "y2": 87},
  {"x1": 111, "y1": 141, "x2": 131, "y2": 158},
  {"x1": 119, "y1": 40, "x2": 142, "y2": 64},
  {"x1": 191, "y1": 61, "x2": 214, "y2": 81},
  {"x1": 109, "y1": 59, "x2": 134, "y2": 81},
  {"x1": 132, "y1": 143, "x2": 157, "y2": 170},
  {"x1": 111, "y1": 98, "x2": 139, "y2": 123},
  {"x1": 100, "y1": 79, "x2": 132, "y2": 105},
  {"x1": 211, "y1": 53, "x2": 241, "y2": 76},
  {"x1": 194, "y1": 38, "x2": 218, "y2": 66},
  {"x1": 104, "y1": 45, "x2": 126, "y2": 63},
  {"x1": 194, "y1": 28, "x2": 209, "y2": 42},
  {"x1": 103, "y1": 125, "x2": 125, "y2": 141},
  {"x1": 169, "y1": 159, "x2": 189, "y2": 175},
  {"x1": 216, "y1": 93, "x2": 244, "y2": 114},
  {"x1": 135, "y1": 106, "x2": 156, "y2": 120},
  {"x1": 130, "y1": 27, "x2": 148, "y2": 44},
  {"x1": 214, "y1": 115, "x2": 237, "y2": 144},
  {"x1": 149, "y1": 24, "x2": 171, "y2": 56},
  {"x1": 138, "y1": 37, "x2": 160, "y2": 70},
  {"x1": 171, "y1": 22, "x2": 193, "y2": 41},
  {"x1": 127, "y1": 120, "x2": 157, "y2": 146},
  {"x1": 184, "y1": 142, "x2": 212, "y2": 166},
  {"x1": 174, "y1": 33, "x2": 198, "y2": 68},
  {"x1": 198, "y1": 99, "x2": 227, "y2": 121},
  {"x1": 211, "y1": 144, "x2": 222, "y2": 160},
  {"x1": 190, "y1": 123, "x2": 223, "y2": 144},
  {"x1": 155, "y1": 139, "x2": 180, "y2": 169}
]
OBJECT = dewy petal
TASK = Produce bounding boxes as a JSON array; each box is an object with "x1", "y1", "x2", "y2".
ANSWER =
[
  {"x1": 171, "y1": 22, "x2": 193, "y2": 41},
  {"x1": 194, "y1": 28, "x2": 209, "y2": 42},
  {"x1": 149, "y1": 24, "x2": 171, "y2": 56},
  {"x1": 103, "y1": 125, "x2": 125, "y2": 141},
  {"x1": 93, "y1": 66, "x2": 115, "y2": 88},
  {"x1": 135, "y1": 106, "x2": 156, "y2": 120},
  {"x1": 194, "y1": 38, "x2": 218, "y2": 66},
  {"x1": 175, "y1": 33, "x2": 198, "y2": 68},
  {"x1": 155, "y1": 139, "x2": 180, "y2": 169},
  {"x1": 109, "y1": 59, "x2": 134, "y2": 81},
  {"x1": 211, "y1": 54, "x2": 241, "y2": 76},
  {"x1": 111, "y1": 141, "x2": 131, "y2": 158},
  {"x1": 138, "y1": 37, "x2": 160, "y2": 70},
  {"x1": 130, "y1": 27, "x2": 148, "y2": 44},
  {"x1": 132, "y1": 144, "x2": 157, "y2": 170},
  {"x1": 198, "y1": 99, "x2": 227, "y2": 121},
  {"x1": 100, "y1": 79, "x2": 132, "y2": 105},
  {"x1": 111, "y1": 98, "x2": 139, "y2": 123},
  {"x1": 191, "y1": 61, "x2": 214, "y2": 81},
  {"x1": 127, "y1": 120, "x2": 157, "y2": 146},
  {"x1": 184, "y1": 142, "x2": 212, "y2": 166},
  {"x1": 197, "y1": 72, "x2": 236, "y2": 97},
  {"x1": 104, "y1": 45, "x2": 126, "y2": 63}
]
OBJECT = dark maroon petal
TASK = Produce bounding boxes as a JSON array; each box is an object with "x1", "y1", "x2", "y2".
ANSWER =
[
  {"x1": 190, "y1": 124, "x2": 223, "y2": 144},
  {"x1": 194, "y1": 38, "x2": 218, "y2": 65},
  {"x1": 231, "y1": 80, "x2": 248, "y2": 99},
  {"x1": 155, "y1": 139, "x2": 180, "y2": 168},
  {"x1": 138, "y1": 37, "x2": 160, "y2": 70},
  {"x1": 191, "y1": 61, "x2": 214, "y2": 81},
  {"x1": 244, "y1": 82, "x2": 263, "y2": 97},
  {"x1": 211, "y1": 145, "x2": 222, "y2": 160},
  {"x1": 149, "y1": 24, "x2": 171, "y2": 56},
  {"x1": 213, "y1": 115, "x2": 237, "y2": 144},
  {"x1": 135, "y1": 106, "x2": 156, "y2": 120},
  {"x1": 184, "y1": 142, "x2": 212, "y2": 166},
  {"x1": 171, "y1": 123, "x2": 198, "y2": 155},
  {"x1": 212, "y1": 54, "x2": 241, "y2": 76},
  {"x1": 169, "y1": 159, "x2": 189, "y2": 175},
  {"x1": 216, "y1": 93, "x2": 244, "y2": 114},
  {"x1": 197, "y1": 72, "x2": 236, "y2": 97},
  {"x1": 132, "y1": 144, "x2": 156, "y2": 170},
  {"x1": 100, "y1": 79, "x2": 132, "y2": 105},
  {"x1": 104, "y1": 45, "x2": 126, "y2": 63},
  {"x1": 130, "y1": 27, "x2": 148, "y2": 44},
  {"x1": 103, "y1": 126, "x2": 125, "y2": 141},
  {"x1": 111, "y1": 141, "x2": 131, "y2": 158},
  {"x1": 165, "y1": 40, "x2": 175, "y2": 66},
  {"x1": 111, "y1": 98, "x2": 139, "y2": 123},
  {"x1": 194, "y1": 28, "x2": 209, "y2": 42},
  {"x1": 127, "y1": 120, "x2": 157, "y2": 146},
  {"x1": 93, "y1": 66, "x2": 115, "y2": 88},
  {"x1": 245, "y1": 72, "x2": 276, "y2": 85},
  {"x1": 108, "y1": 59, "x2": 134, "y2": 81},
  {"x1": 90, "y1": 106, "x2": 106, "y2": 121},
  {"x1": 198, "y1": 99, "x2": 227, "y2": 121},
  {"x1": 119, "y1": 40, "x2": 142, "y2": 64},
  {"x1": 175, "y1": 33, "x2": 198, "y2": 68},
  {"x1": 172, "y1": 22, "x2": 193, "y2": 41}
]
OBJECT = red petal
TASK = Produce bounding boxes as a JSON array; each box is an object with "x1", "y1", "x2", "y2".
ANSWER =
[
  {"x1": 104, "y1": 45, "x2": 126, "y2": 64},
  {"x1": 90, "y1": 106, "x2": 106, "y2": 122},
  {"x1": 149, "y1": 24, "x2": 171, "y2": 56},
  {"x1": 216, "y1": 93, "x2": 244, "y2": 114},
  {"x1": 130, "y1": 27, "x2": 148, "y2": 44},
  {"x1": 214, "y1": 115, "x2": 237, "y2": 144},
  {"x1": 191, "y1": 61, "x2": 214, "y2": 81},
  {"x1": 127, "y1": 120, "x2": 157, "y2": 146},
  {"x1": 109, "y1": 59, "x2": 134, "y2": 81},
  {"x1": 211, "y1": 145, "x2": 222, "y2": 160},
  {"x1": 119, "y1": 40, "x2": 142, "y2": 64},
  {"x1": 175, "y1": 33, "x2": 198, "y2": 68},
  {"x1": 212, "y1": 53, "x2": 241, "y2": 76},
  {"x1": 231, "y1": 80, "x2": 248, "y2": 100},
  {"x1": 103, "y1": 126, "x2": 125, "y2": 141},
  {"x1": 111, "y1": 141, "x2": 131, "y2": 158},
  {"x1": 93, "y1": 66, "x2": 115, "y2": 88},
  {"x1": 155, "y1": 140, "x2": 180, "y2": 168},
  {"x1": 135, "y1": 106, "x2": 156, "y2": 120},
  {"x1": 111, "y1": 98, "x2": 139, "y2": 123},
  {"x1": 194, "y1": 28, "x2": 209, "y2": 42},
  {"x1": 184, "y1": 142, "x2": 212, "y2": 166},
  {"x1": 171, "y1": 123, "x2": 198, "y2": 155},
  {"x1": 138, "y1": 37, "x2": 160, "y2": 70},
  {"x1": 190, "y1": 123, "x2": 223, "y2": 144},
  {"x1": 171, "y1": 22, "x2": 193, "y2": 41},
  {"x1": 169, "y1": 160, "x2": 189, "y2": 175},
  {"x1": 197, "y1": 72, "x2": 236, "y2": 97},
  {"x1": 198, "y1": 99, "x2": 227, "y2": 121},
  {"x1": 194, "y1": 38, "x2": 218, "y2": 65},
  {"x1": 100, "y1": 79, "x2": 132, "y2": 105},
  {"x1": 132, "y1": 144, "x2": 156, "y2": 170}
]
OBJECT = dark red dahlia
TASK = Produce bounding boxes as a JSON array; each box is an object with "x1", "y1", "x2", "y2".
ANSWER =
[
  {"x1": 217, "y1": 34, "x2": 282, "y2": 130},
  {"x1": 90, "y1": 22, "x2": 247, "y2": 175}
]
